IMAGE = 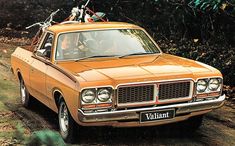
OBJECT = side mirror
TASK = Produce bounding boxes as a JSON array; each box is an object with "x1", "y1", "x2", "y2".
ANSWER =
[
  {"x1": 35, "y1": 43, "x2": 52, "y2": 58},
  {"x1": 35, "y1": 49, "x2": 46, "y2": 57}
]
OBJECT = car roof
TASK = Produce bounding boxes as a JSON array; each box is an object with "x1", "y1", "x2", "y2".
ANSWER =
[{"x1": 47, "y1": 22, "x2": 142, "y2": 34}]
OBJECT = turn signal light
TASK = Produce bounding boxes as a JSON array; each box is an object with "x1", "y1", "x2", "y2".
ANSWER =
[{"x1": 197, "y1": 92, "x2": 220, "y2": 99}]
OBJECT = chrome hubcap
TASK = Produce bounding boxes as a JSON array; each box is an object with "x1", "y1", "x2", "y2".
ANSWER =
[
  {"x1": 21, "y1": 82, "x2": 26, "y2": 103},
  {"x1": 59, "y1": 102, "x2": 69, "y2": 133}
]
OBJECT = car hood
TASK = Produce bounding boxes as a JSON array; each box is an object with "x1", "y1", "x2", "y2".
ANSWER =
[{"x1": 57, "y1": 54, "x2": 219, "y2": 83}]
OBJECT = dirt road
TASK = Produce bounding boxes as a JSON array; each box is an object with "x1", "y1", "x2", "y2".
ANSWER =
[{"x1": 0, "y1": 40, "x2": 234, "y2": 146}]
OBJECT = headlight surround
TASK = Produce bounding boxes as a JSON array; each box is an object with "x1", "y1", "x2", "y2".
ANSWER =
[
  {"x1": 81, "y1": 89, "x2": 96, "y2": 103},
  {"x1": 80, "y1": 87, "x2": 113, "y2": 106},
  {"x1": 97, "y1": 88, "x2": 111, "y2": 102},
  {"x1": 196, "y1": 79, "x2": 207, "y2": 93},
  {"x1": 208, "y1": 78, "x2": 220, "y2": 91}
]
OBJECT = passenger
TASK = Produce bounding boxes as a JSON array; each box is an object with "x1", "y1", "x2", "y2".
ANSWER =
[{"x1": 56, "y1": 33, "x2": 79, "y2": 60}]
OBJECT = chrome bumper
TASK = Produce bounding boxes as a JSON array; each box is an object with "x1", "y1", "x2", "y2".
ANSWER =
[{"x1": 78, "y1": 95, "x2": 225, "y2": 126}]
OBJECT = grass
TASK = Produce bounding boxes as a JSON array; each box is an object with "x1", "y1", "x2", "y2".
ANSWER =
[
  {"x1": 0, "y1": 42, "x2": 18, "y2": 103},
  {"x1": 0, "y1": 72, "x2": 19, "y2": 108},
  {"x1": 0, "y1": 43, "x2": 65, "y2": 145},
  {"x1": 0, "y1": 102, "x2": 8, "y2": 112},
  {"x1": 0, "y1": 44, "x2": 30, "y2": 145}
]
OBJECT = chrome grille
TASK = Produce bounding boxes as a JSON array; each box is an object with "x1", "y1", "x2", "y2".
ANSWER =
[
  {"x1": 117, "y1": 85, "x2": 154, "y2": 104},
  {"x1": 158, "y1": 82, "x2": 191, "y2": 100}
]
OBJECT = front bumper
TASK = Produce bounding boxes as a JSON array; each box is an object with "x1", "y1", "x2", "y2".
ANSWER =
[{"x1": 78, "y1": 94, "x2": 225, "y2": 127}]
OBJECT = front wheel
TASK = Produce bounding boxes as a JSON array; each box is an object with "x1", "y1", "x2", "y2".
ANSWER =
[
  {"x1": 58, "y1": 100, "x2": 78, "y2": 143},
  {"x1": 20, "y1": 79, "x2": 31, "y2": 107}
]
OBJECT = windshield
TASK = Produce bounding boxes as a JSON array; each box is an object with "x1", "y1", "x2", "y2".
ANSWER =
[{"x1": 55, "y1": 29, "x2": 161, "y2": 60}]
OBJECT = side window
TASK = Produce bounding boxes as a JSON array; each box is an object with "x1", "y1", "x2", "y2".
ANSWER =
[{"x1": 36, "y1": 33, "x2": 54, "y2": 59}]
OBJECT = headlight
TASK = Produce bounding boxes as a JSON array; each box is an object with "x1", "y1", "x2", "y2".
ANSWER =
[
  {"x1": 197, "y1": 79, "x2": 207, "y2": 93},
  {"x1": 208, "y1": 78, "x2": 220, "y2": 91},
  {"x1": 97, "y1": 88, "x2": 111, "y2": 102},
  {"x1": 81, "y1": 89, "x2": 95, "y2": 103}
]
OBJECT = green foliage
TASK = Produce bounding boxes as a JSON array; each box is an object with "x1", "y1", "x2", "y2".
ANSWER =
[
  {"x1": 188, "y1": 0, "x2": 224, "y2": 12},
  {"x1": 27, "y1": 130, "x2": 66, "y2": 146},
  {"x1": 12, "y1": 126, "x2": 66, "y2": 145},
  {"x1": 12, "y1": 124, "x2": 27, "y2": 144},
  {"x1": 188, "y1": 0, "x2": 235, "y2": 16}
]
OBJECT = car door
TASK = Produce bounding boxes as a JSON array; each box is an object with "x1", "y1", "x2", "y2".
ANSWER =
[{"x1": 29, "y1": 32, "x2": 54, "y2": 105}]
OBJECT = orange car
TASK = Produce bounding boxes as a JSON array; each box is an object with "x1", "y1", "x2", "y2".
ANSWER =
[{"x1": 11, "y1": 22, "x2": 225, "y2": 143}]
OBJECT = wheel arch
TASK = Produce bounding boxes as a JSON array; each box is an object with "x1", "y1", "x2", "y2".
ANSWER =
[
  {"x1": 16, "y1": 69, "x2": 22, "y2": 81},
  {"x1": 53, "y1": 89, "x2": 64, "y2": 110},
  {"x1": 52, "y1": 87, "x2": 79, "y2": 124}
]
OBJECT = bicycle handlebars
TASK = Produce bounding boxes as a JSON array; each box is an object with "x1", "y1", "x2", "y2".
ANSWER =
[{"x1": 26, "y1": 9, "x2": 60, "y2": 30}]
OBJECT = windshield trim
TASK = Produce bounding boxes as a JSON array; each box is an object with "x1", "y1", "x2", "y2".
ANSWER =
[
  {"x1": 53, "y1": 28, "x2": 162, "y2": 62},
  {"x1": 55, "y1": 53, "x2": 160, "y2": 63}
]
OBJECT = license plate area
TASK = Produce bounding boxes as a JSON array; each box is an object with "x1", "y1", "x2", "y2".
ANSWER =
[{"x1": 140, "y1": 109, "x2": 175, "y2": 123}]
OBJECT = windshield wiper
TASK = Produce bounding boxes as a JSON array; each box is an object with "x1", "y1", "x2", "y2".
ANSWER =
[
  {"x1": 75, "y1": 55, "x2": 118, "y2": 61},
  {"x1": 119, "y1": 52, "x2": 156, "y2": 58}
]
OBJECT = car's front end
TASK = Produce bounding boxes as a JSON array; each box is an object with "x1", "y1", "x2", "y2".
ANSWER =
[{"x1": 77, "y1": 75, "x2": 224, "y2": 127}]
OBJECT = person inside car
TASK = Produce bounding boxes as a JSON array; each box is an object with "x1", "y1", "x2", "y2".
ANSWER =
[{"x1": 56, "y1": 33, "x2": 86, "y2": 60}]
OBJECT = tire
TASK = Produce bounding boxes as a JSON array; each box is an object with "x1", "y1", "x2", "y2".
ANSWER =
[
  {"x1": 58, "y1": 99, "x2": 78, "y2": 143},
  {"x1": 20, "y1": 79, "x2": 31, "y2": 108}
]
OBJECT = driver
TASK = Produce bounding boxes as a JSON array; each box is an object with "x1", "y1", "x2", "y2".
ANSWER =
[{"x1": 56, "y1": 33, "x2": 85, "y2": 60}]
